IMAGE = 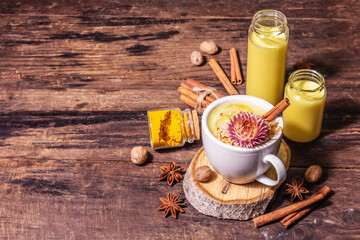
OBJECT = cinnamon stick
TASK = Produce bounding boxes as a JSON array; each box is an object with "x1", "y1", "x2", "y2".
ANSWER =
[
  {"x1": 263, "y1": 98, "x2": 290, "y2": 122},
  {"x1": 185, "y1": 78, "x2": 226, "y2": 99},
  {"x1": 181, "y1": 82, "x2": 217, "y2": 103},
  {"x1": 208, "y1": 58, "x2": 239, "y2": 95},
  {"x1": 280, "y1": 212, "x2": 297, "y2": 225},
  {"x1": 230, "y1": 50, "x2": 236, "y2": 84},
  {"x1": 263, "y1": 98, "x2": 288, "y2": 118},
  {"x1": 252, "y1": 190, "x2": 327, "y2": 228},
  {"x1": 280, "y1": 186, "x2": 331, "y2": 228},
  {"x1": 177, "y1": 86, "x2": 211, "y2": 108},
  {"x1": 230, "y1": 48, "x2": 242, "y2": 85},
  {"x1": 179, "y1": 94, "x2": 205, "y2": 113}
]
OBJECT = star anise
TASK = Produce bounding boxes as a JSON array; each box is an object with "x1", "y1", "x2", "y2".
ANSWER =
[
  {"x1": 284, "y1": 177, "x2": 309, "y2": 202},
  {"x1": 158, "y1": 162, "x2": 182, "y2": 186},
  {"x1": 157, "y1": 192, "x2": 185, "y2": 218},
  {"x1": 293, "y1": 59, "x2": 315, "y2": 70}
]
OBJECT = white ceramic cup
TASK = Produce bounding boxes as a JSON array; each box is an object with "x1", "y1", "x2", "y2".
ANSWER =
[{"x1": 202, "y1": 95, "x2": 286, "y2": 186}]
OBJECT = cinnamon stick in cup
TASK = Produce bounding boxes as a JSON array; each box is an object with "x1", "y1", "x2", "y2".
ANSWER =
[{"x1": 263, "y1": 98, "x2": 290, "y2": 122}]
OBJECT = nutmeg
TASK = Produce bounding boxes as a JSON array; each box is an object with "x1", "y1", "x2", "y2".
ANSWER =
[
  {"x1": 195, "y1": 165, "x2": 212, "y2": 182},
  {"x1": 130, "y1": 146, "x2": 148, "y2": 165},
  {"x1": 200, "y1": 41, "x2": 218, "y2": 55},
  {"x1": 304, "y1": 165, "x2": 323, "y2": 183},
  {"x1": 190, "y1": 51, "x2": 204, "y2": 66}
]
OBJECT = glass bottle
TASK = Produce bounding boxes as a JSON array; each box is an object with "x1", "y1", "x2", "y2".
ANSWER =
[
  {"x1": 283, "y1": 69, "x2": 327, "y2": 142},
  {"x1": 148, "y1": 108, "x2": 199, "y2": 149},
  {"x1": 246, "y1": 9, "x2": 289, "y2": 105}
]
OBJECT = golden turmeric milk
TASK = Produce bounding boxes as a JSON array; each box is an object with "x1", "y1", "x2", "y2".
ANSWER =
[
  {"x1": 283, "y1": 69, "x2": 326, "y2": 142},
  {"x1": 246, "y1": 10, "x2": 289, "y2": 105}
]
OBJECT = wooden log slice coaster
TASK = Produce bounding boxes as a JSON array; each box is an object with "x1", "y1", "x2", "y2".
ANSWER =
[{"x1": 183, "y1": 139, "x2": 290, "y2": 220}]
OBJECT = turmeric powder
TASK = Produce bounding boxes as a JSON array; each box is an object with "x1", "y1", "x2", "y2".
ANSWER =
[{"x1": 148, "y1": 108, "x2": 199, "y2": 149}]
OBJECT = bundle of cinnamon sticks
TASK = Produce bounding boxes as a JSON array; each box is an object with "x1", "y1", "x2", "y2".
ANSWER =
[
  {"x1": 253, "y1": 185, "x2": 331, "y2": 228},
  {"x1": 178, "y1": 78, "x2": 226, "y2": 113},
  {"x1": 230, "y1": 48, "x2": 242, "y2": 85},
  {"x1": 179, "y1": 47, "x2": 245, "y2": 112}
]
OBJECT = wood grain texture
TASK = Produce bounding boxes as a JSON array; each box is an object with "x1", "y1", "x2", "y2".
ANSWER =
[
  {"x1": 0, "y1": 0, "x2": 359, "y2": 239},
  {"x1": 0, "y1": 160, "x2": 359, "y2": 239}
]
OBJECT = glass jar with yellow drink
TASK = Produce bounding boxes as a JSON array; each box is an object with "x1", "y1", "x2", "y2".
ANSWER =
[
  {"x1": 148, "y1": 108, "x2": 200, "y2": 149},
  {"x1": 246, "y1": 10, "x2": 289, "y2": 105},
  {"x1": 283, "y1": 69, "x2": 326, "y2": 142}
]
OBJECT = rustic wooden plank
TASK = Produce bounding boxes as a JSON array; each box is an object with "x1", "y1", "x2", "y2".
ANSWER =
[
  {"x1": 0, "y1": 0, "x2": 359, "y2": 20},
  {"x1": 0, "y1": 16, "x2": 358, "y2": 82},
  {"x1": 0, "y1": 0, "x2": 359, "y2": 239},
  {"x1": 0, "y1": 84, "x2": 357, "y2": 113},
  {"x1": 0, "y1": 159, "x2": 358, "y2": 239},
  {"x1": 0, "y1": 15, "x2": 358, "y2": 115},
  {"x1": 0, "y1": 117, "x2": 358, "y2": 168}
]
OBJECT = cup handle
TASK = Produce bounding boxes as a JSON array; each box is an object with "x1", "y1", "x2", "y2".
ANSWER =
[{"x1": 255, "y1": 154, "x2": 286, "y2": 186}]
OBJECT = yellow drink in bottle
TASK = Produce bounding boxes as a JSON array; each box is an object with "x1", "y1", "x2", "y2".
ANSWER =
[
  {"x1": 283, "y1": 70, "x2": 326, "y2": 142},
  {"x1": 246, "y1": 10, "x2": 289, "y2": 105}
]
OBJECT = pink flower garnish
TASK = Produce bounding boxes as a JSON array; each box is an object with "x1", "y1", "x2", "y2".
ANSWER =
[{"x1": 227, "y1": 112, "x2": 268, "y2": 148}]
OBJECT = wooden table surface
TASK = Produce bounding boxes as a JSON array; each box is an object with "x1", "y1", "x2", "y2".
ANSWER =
[{"x1": 0, "y1": 1, "x2": 359, "y2": 239}]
